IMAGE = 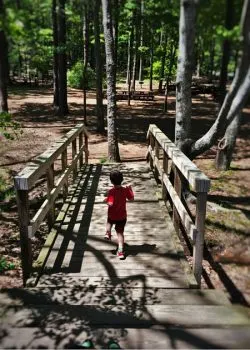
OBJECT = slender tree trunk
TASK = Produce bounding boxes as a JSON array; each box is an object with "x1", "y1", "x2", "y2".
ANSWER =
[
  {"x1": 149, "y1": 32, "x2": 154, "y2": 92},
  {"x1": 126, "y1": 27, "x2": 133, "y2": 106},
  {"x1": 94, "y1": 0, "x2": 104, "y2": 132},
  {"x1": 57, "y1": 0, "x2": 68, "y2": 116},
  {"x1": 158, "y1": 28, "x2": 167, "y2": 92},
  {"x1": 113, "y1": 0, "x2": 119, "y2": 83},
  {"x1": 0, "y1": 0, "x2": 8, "y2": 113},
  {"x1": 209, "y1": 39, "x2": 215, "y2": 82},
  {"x1": 52, "y1": 0, "x2": 59, "y2": 110},
  {"x1": 131, "y1": 29, "x2": 138, "y2": 91},
  {"x1": 175, "y1": 0, "x2": 198, "y2": 150},
  {"x1": 164, "y1": 43, "x2": 176, "y2": 112},
  {"x1": 138, "y1": 0, "x2": 144, "y2": 84},
  {"x1": 218, "y1": 0, "x2": 234, "y2": 104},
  {"x1": 83, "y1": 1, "x2": 89, "y2": 124},
  {"x1": 101, "y1": 0, "x2": 120, "y2": 161},
  {"x1": 215, "y1": 113, "x2": 242, "y2": 170}
]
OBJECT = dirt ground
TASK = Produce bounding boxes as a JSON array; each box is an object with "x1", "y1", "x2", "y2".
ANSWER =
[{"x1": 0, "y1": 85, "x2": 249, "y2": 305}]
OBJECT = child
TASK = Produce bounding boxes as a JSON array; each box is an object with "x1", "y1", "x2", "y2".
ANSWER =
[{"x1": 104, "y1": 169, "x2": 134, "y2": 259}]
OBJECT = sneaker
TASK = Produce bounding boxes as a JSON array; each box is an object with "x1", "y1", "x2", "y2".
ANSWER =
[
  {"x1": 104, "y1": 232, "x2": 111, "y2": 240},
  {"x1": 117, "y1": 250, "x2": 125, "y2": 259}
]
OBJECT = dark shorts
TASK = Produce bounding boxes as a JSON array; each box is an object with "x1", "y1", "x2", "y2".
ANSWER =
[{"x1": 107, "y1": 218, "x2": 127, "y2": 233}]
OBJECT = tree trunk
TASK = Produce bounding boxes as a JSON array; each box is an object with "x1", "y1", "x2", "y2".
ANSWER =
[
  {"x1": 131, "y1": 28, "x2": 138, "y2": 91},
  {"x1": 52, "y1": 0, "x2": 59, "y2": 109},
  {"x1": 83, "y1": 1, "x2": 89, "y2": 125},
  {"x1": 215, "y1": 113, "x2": 242, "y2": 170},
  {"x1": 113, "y1": 0, "x2": 119, "y2": 82},
  {"x1": 0, "y1": 0, "x2": 8, "y2": 113},
  {"x1": 127, "y1": 26, "x2": 134, "y2": 106},
  {"x1": 138, "y1": 0, "x2": 144, "y2": 84},
  {"x1": 94, "y1": 0, "x2": 104, "y2": 132},
  {"x1": 218, "y1": 0, "x2": 234, "y2": 104},
  {"x1": 209, "y1": 39, "x2": 215, "y2": 82},
  {"x1": 101, "y1": 0, "x2": 120, "y2": 162},
  {"x1": 158, "y1": 28, "x2": 167, "y2": 92},
  {"x1": 175, "y1": 0, "x2": 198, "y2": 150},
  {"x1": 164, "y1": 43, "x2": 176, "y2": 113},
  {"x1": 149, "y1": 32, "x2": 154, "y2": 92},
  {"x1": 57, "y1": 0, "x2": 68, "y2": 116},
  {"x1": 190, "y1": 0, "x2": 250, "y2": 159}
]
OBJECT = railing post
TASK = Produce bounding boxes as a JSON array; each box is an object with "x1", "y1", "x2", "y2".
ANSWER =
[
  {"x1": 173, "y1": 166, "x2": 182, "y2": 235},
  {"x1": 79, "y1": 131, "x2": 83, "y2": 168},
  {"x1": 16, "y1": 189, "x2": 32, "y2": 285},
  {"x1": 46, "y1": 164, "x2": 55, "y2": 230},
  {"x1": 149, "y1": 133, "x2": 155, "y2": 170},
  {"x1": 162, "y1": 151, "x2": 168, "y2": 200},
  {"x1": 61, "y1": 148, "x2": 68, "y2": 200},
  {"x1": 72, "y1": 139, "x2": 77, "y2": 180},
  {"x1": 84, "y1": 133, "x2": 89, "y2": 164},
  {"x1": 193, "y1": 192, "x2": 207, "y2": 286},
  {"x1": 154, "y1": 140, "x2": 160, "y2": 179}
]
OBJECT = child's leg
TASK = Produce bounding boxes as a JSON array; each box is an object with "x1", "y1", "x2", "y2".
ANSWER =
[
  {"x1": 105, "y1": 220, "x2": 112, "y2": 240},
  {"x1": 116, "y1": 231, "x2": 124, "y2": 251}
]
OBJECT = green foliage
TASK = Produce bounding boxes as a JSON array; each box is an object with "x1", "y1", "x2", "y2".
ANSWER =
[
  {"x1": 67, "y1": 62, "x2": 96, "y2": 89},
  {"x1": 0, "y1": 112, "x2": 22, "y2": 140},
  {"x1": 0, "y1": 256, "x2": 15, "y2": 273}
]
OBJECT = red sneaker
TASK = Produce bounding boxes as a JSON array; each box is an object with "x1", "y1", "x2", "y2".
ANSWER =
[{"x1": 117, "y1": 250, "x2": 125, "y2": 260}]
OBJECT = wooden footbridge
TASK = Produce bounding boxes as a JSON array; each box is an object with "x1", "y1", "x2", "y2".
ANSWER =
[{"x1": 1, "y1": 124, "x2": 250, "y2": 349}]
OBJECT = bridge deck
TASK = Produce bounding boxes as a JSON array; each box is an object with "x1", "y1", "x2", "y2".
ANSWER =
[{"x1": 36, "y1": 162, "x2": 193, "y2": 288}]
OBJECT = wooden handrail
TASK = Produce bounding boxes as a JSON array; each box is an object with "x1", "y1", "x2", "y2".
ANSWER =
[
  {"x1": 147, "y1": 124, "x2": 210, "y2": 286},
  {"x1": 14, "y1": 123, "x2": 89, "y2": 285}
]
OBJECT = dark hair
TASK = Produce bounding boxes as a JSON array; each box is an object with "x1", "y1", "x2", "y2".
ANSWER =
[{"x1": 110, "y1": 170, "x2": 123, "y2": 185}]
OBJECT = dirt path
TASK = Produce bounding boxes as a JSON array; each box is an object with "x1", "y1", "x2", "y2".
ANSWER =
[{"x1": 1, "y1": 86, "x2": 249, "y2": 305}]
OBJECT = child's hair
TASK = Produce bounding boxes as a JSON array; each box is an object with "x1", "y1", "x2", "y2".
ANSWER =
[{"x1": 110, "y1": 170, "x2": 123, "y2": 186}]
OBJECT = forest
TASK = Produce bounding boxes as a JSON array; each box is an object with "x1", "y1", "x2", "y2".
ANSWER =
[{"x1": 0, "y1": 0, "x2": 250, "y2": 305}]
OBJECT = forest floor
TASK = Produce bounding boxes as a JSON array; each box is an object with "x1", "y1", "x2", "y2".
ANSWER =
[{"x1": 0, "y1": 84, "x2": 249, "y2": 306}]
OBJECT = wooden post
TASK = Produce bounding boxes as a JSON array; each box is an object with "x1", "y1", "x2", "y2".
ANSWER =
[
  {"x1": 84, "y1": 134, "x2": 89, "y2": 164},
  {"x1": 173, "y1": 165, "x2": 182, "y2": 235},
  {"x1": 16, "y1": 189, "x2": 32, "y2": 285},
  {"x1": 72, "y1": 139, "x2": 77, "y2": 180},
  {"x1": 149, "y1": 133, "x2": 155, "y2": 170},
  {"x1": 162, "y1": 151, "x2": 168, "y2": 201},
  {"x1": 61, "y1": 148, "x2": 68, "y2": 199},
  {"x1": 79, "y1": 131, "x2": 83, "y2": 168},
  {"x1": 155, "y1": 140, "x2": 160, "y2": 180},
  {"x1": 193, "y1": 192, "x2": 207, "y2": 286},
  {"x1": 46, "y1": 164, "x2": 55, "y2": 230}
]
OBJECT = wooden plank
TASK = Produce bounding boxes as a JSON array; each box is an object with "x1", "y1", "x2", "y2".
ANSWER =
[
  {"x1": 0, "y1": 288, "x2": 230, "y2": 306},
  {"x1": 16, "y1": 189, "x2": 32, "y2": 284},
  {"x1": 61, "y1": 149, "x2": 68, "y2": 199},
  {"x1": 1, "y1": 326, "x2": 250, "y2": 349},
  {"x1": 147, "y1": 125, "x2": 210, "y2": 192},
  {"x1": 28, "y1": 144, "x2": 86, "y2": 237},
  {"x1": 193, "y1": 192, "x2": 207, "y2": 285},
  {"x1": 72, "y1": 139, "x2": 77, "y2": 181},
  {"x1": 14, "y1": 124, "x2": 88, "y2": 190},
  {"x1": 2, "y1": 304, "x2": 250, "y2": 327},
  {"x1": 46, "y1": 164, "x2": 55, "y2": 230},
  {"x1": 163, "y1": 174, "x2": 197, "y2": 241}
]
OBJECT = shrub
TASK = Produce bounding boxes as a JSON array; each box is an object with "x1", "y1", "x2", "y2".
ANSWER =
[
  {"x1": 67, "y1": 61, "x2": 96, "y2": 89},
  {"x1": 0, "y1": 112, "x2": 22, "y2": 140},
  {"x1": 0, "y1": 256, "x2": 15, "y2": 273}
]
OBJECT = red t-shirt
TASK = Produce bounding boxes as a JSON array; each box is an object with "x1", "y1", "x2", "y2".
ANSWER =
[{"x1": 106, "y1": 186, "x2": 134, "y2": 221}]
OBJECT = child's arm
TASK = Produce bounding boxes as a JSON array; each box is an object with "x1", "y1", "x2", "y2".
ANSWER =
[
  {"x1": 104, "y1": 190, "x2": 114, "y2": 206},
  {"x1": 126, "y1": 185, "x2": 134, "y2": 201}
]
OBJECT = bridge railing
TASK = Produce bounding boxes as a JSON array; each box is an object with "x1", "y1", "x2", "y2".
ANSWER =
[
  {"x1": 147, "y1": 124, "x2": 210, "y2": 286},
  {"x1": 14, "y1": 123, "x2": 89, "y2": 284}
]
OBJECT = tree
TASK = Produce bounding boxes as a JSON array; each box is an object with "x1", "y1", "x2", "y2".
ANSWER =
[
  {"x1": 218, "y1": 0, "x2": 235, "y2": 104},
  {"x1": 101, "y1": 0, "x2": 120, "y2": 161},
  {"x1": 175, "y1": 0, "x2": 198, "y2": 150},
  {"x1": 94, "y1": 0, "x2": 104, "y2": 132},
  {"x1": 57, "y1": 0, "x2": 68, "y2": 116},
  {"x1": 0, "y1": 0, "x2": 8, "y2": 113},
  {"x1": 52, "y1": 0, "x2": 59, "y2": 110},
  {"x1": 82, "y1": 1, "x2": 89, "y2": 124},
  {"x1": 188, "y1": 0, "x2": 250, "y2": 161}
]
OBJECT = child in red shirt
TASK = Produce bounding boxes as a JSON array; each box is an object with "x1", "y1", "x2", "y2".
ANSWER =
[{"x1": 104, "y1": 170, "x2": 134, "y2": 259}]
